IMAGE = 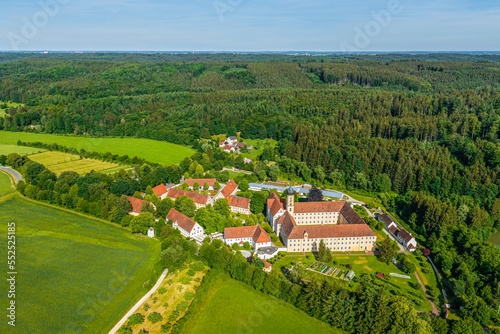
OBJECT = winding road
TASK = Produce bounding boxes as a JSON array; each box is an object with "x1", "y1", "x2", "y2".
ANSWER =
[
  {"x1": 0, "y1": 166, "x2": 23, "y2": 183},
  {"x1": 108, "y1": 268, "x2": 169, "y2": 334}
]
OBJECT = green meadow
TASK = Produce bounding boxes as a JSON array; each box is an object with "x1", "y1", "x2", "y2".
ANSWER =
[
  {"x1": 181, "y1": 273, "x2": 340, "y2": 334},
  {"x1": 0, "y1": 131, "x2": 194, "y2": 165},
  {"x1": 0, "y1": 184, "x2": 160, "y2": 333},
  {"x1": 0, "y1": 144, "x2": 45, "y2": 156}
]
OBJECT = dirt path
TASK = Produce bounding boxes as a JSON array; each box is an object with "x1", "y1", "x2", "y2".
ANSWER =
[
  {"x1": 108, "y1": 268, "x2": 169, "y2": 334},
  {"x1": 414, "y1": 270, "x2": 440, "y2": 315}
]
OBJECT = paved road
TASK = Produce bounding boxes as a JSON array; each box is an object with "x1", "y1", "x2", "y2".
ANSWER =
[
  {"x1": 0, "y1": 166, "x2": 23, "y2": 183},
  {"x1": 108, "y1": 268, "x2": 169, "y2": 334}
]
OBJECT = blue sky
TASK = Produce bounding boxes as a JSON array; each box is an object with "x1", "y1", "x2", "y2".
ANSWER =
[{"x1": 0, "y1": 0, "x2": 498, "y2": 51}]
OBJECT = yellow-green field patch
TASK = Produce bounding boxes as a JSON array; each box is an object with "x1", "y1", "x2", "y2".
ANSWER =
[
  {"x1": 0, "y1": 144, "x2": 45, "y2": 156},
  {"x1": 29, "y1": 151, "x2": 125, "y2": 175}
]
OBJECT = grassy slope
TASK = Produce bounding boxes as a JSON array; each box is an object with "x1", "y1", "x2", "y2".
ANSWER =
[
  {"x1": 181, "y1": 273, "x2": 339, "y2": 334},
  {"x1": 0, "y1": 191, "x2": 160, "y2": 333},
  {"x1": 0, "y1": 144, "x2": 46, "y2": 156},
  {"x1": 0, "y1": 131, "x2": 194, "y2": 165},
  {"x1": 0, "y1": 172, "x2": 14, "y2": 197}
]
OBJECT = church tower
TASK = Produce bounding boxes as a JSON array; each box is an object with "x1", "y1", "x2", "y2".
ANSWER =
[{"x1": 286, "y1": 187, "x2": 295, "y2": 215}]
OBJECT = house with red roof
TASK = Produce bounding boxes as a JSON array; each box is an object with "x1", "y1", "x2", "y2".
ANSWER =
[
  {"x1": 166, "y1": 188, "x2": 212, "y2": 209},
  {"x1": 213, "y1": 179, "x2": 251, "y2": 215},
  {"x1": 184, "y1": 178, "x2": 217, "y2": 191},
  {"x1": 166, "y1": 208, "x2": 205, "y2": 242},
  {"x1": 224, "y1": 225, "x2": 272, "y2": 250},
  {"x1": 218, "y1": 136, "x2": 252, "y2": 153},
  {"x1": 152, "y1": 184, "x2": 169, "y2": 200},
  {"x1": 376, "y1": 213, "x2": 417, "y2": 252},
  {"x1": 124, "y1": 196, "x2": 156, "y2": 216}
]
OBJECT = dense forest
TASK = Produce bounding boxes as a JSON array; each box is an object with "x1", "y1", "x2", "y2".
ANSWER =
[{"x1": 1, "y1": 53, "x2": 499, "y2": 331}]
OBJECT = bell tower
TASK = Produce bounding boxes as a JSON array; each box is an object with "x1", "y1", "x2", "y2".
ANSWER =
[{"x1": 286, "y1": 187, "x2": 295, "y2": 215}]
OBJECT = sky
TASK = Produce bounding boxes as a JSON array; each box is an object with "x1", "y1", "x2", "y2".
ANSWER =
[{"x1": 0, "y1": 0, "x2": 499, "y2": 51}]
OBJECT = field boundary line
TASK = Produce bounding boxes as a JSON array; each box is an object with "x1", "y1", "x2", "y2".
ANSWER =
[{"x1": 109, "y1": 268, "x2": 169, "y2": 334}]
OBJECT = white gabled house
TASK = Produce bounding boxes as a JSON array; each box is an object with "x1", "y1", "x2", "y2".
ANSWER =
[
  {"x1": 167, "y1": 208, "x2": 205, "y2": 241},
  {"x1": 377, "y1": 213, "x2": 417, "y2": 252},
  {"x1": 224, "y1": 226, "x2": 272, "y2": 250}
]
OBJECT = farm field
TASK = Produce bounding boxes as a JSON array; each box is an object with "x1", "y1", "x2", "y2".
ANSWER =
[
  {"x1": 180, "y1": 272, "x2": 339, "y2": 334},
  {"x1": 29, "y1": 151, "x2": 126, "y2": 175},
  {"x1": 0, "y1": 171, "x2": 14, "y2": 197},
  {"x1": 0, "y1": 131, "x2": 195, "y2": 165},
  {"x1": 274, "y1": 254, "x2": 433, "y2": 312},
  {"x1": 0, "y1": 192, "x2": 160, "y2": 333},
  {"x1": 0, "y1": 144, "x2": 45, "y2": 156}
]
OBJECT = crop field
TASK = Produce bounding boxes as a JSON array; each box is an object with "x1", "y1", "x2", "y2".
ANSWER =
[
  {"x1": 0, "y1": 131, "x2": 195, "y2": 165},
  {"x1": 0, "y1": 193, "x2": 160, "y2": 333},
  {"x1": 29, "y1": 151, "x2": 126, "y2": 175},
  {"x1": 0, "y1": 144, "x2": 45, "y2": 156},
  {"x1": 181, "y1": 273, "x2": 339, "y2": 334}
]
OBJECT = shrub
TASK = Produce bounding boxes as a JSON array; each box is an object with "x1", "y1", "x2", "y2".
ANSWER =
[
  {"x1": 148, "y1": 312, "x2": 163, "y2": 324},
  {"x1": 158, "y1": 287, "x2": 167, "y2": 294},
  {"x1": 128, "y1": 313, "x2": 145, "y2": 325},
  {"x1": 161, "y1": 323, "x2": 172, "y2": 333}
]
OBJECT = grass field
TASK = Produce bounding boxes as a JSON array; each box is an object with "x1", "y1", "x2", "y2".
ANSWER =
[
  {"x1": 29, "y1": 151, "x2": 125, "y2": 175},
  {"x1": 0, "y1": 171, "x2": 15, "y2": 197},
  {"x1": 0, "y1": 131, "x2": 195, "y2": 165},
  {"x1": 0, "y1": 144, "x2": 46, "y2": 156},
  {"x1": 181, "y1": 273, "x2": 339, "y2": 334},
  {"x1": 240, "y1": 137, "x2": 278, "y2": 160},
  {"x1": 0, "y1": 192, "x2": 160, "y2": 333}
]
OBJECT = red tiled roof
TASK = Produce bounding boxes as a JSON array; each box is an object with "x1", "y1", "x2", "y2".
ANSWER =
[
  {"x1": 184, "y1": 178, "x2": 217, "y2": 188},
  {"x1": 267, "y1": 193, "x2": 285, "y2": 217},
  {"x1": 264, "y1": 260, "x2": 272, "y2": 269},
  {"x1": 397, "y1": 229, "x2": 414, "y2": 243},
  {"x1": 378, "y1": 214, "x2": 394, "y2": 227},
  {"x1": 167, "y1": 188, "x2": 210, "y2": 206},
  {"x1": 152, "y1": 184, "x2": 168, "y2": 197},
  {"x1": 228, "y1": 196, "x2": 250, "y2": 209},
  {"x1": 388, "y1": 225, "x2": 399, "y2": 235},
  {"x1": 166, "y1": 208, "x2": 197, "y2": 233},
  {"x1": 224, "y1": 226, "x2": 271, "y2": 244},
  {"x1": 221, "y1": 180, "x2": 238, "y2": 198},
  {"x1": 294, "y1": 201, "x2": 345, "y2": 213},
  {"x1": 253, "y1": 226, "x2": 271, "y2": 243},
  {"x1": 224, "y1": 145, "x2": 233, "y2": 151},
  {"x1": 125, "y1": 196, "x2": 154, "y2": 214},
  {"x1": 280, "y1": 211, "x2": 376, "y2": 240},
  {"x1": 340, "y1": 203, "x2": 366, "y2": 225}
]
